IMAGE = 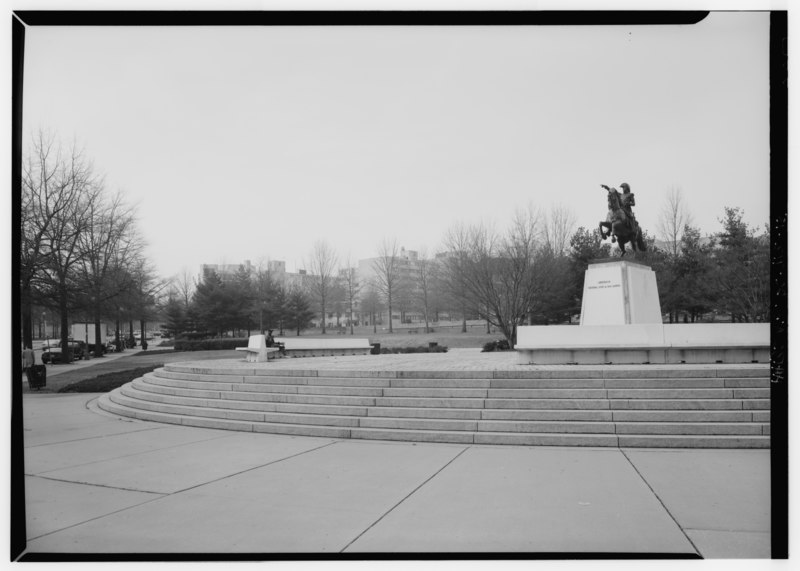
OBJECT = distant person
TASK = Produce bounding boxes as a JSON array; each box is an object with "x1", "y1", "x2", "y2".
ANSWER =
[
  {"x1": 22, "y1": 344, "x2": 36, "y2": 383},
  {"x1": 266, "y1": 329, "x2": 285, "y2": 355}
]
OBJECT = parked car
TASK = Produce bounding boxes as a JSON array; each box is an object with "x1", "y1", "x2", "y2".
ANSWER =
[{"x1": 41, "y1": 339, "x2": 85, "y2": 363}]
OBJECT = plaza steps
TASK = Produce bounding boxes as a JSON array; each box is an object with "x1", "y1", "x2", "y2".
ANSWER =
[{"x1": 96, "y1": 363, "x2": 771, "y2": 448}]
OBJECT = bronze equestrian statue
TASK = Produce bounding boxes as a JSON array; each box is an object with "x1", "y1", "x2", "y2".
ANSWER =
[{"x1": 598, "y1": 182, "x2": 646, "y2": 257}]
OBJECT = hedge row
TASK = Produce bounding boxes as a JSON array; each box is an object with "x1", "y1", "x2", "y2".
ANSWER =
[
  {"x1": 172, "y1": 339, "x2": 451, "y2": 354},
  {"x1": 379, "y1": 345, "x2": 448, "y2": 354},
  {"x1": 173, "y1": 338, "x2": 248, "y2": 351},
  {"x1": 481, "y1": 339, "x2": 511, "y2": 352}
]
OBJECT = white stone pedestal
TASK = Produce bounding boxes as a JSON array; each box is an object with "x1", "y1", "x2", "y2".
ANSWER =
[
  {"x1": 580, "y1": 259, "x2": 662, "y2": 326},
  {"x1": 515, "y1": 259, "x2": 768, "y2": 365}
]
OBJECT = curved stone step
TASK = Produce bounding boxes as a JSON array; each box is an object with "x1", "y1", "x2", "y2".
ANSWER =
[
  {"x1": 102, "y1": 390, "x2": 352, "y2": 438},
  {"x1": 137, "y1": 375, "x2": 772, "y2": 412},
  {"x1": 614, "y1": 422, "x2": 767, "y2": 435},
  {"x1": 129, "y1": 379, "x2": 370, "y2": 416},
  {"x1": 616, "y1": 434, "x2": 770, "y2": 448},
  {"x1": 115, "y1": 388, "x2": 362, "y2": 427},
  {"x1": 155, "y1": 367, "x2": 770, "y2": 387},
  {"x1": 608, "y1": 399, "x2": 769, "y2": 411},
  {"x1": 98, "y1": 389, "x2": 771, "y2": 449},
  {"x1": 610, "y1": 410, "x2": 763, "y2": 423},
  {"x1": 96, "y1": 357, "x2": 772, "y2": 449}
]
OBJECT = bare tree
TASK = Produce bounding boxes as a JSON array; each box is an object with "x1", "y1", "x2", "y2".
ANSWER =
[
  {"x1": 657, "y1": 186, "x2": 693, "y2": 257},
  {"x1": 35, "y1": 143, "x2": 102, "y2": 361},
  {"x1": 175, "y1": 267, "x2": 196, "y2": 312},
  {"x1": 371, "y1": 238, "x2": 402, "y2": 333},
  {"x1": 442, "y1": 206, "x2": 543, "y2": 347},
  {"x1": 341, "y1": 255, "x2": 361, "y2": 335},
  {"x1": 76, "y1": 189, "x2": 141, "y2": 355},
  {"x1": 440, "y1": 222, "x2": 475, "y2": 333},
  {"x1": 359, "y1": 282, "x2": 384, "y2": 334},
  {"x1": 129, "y1": 257, "x2": 169, "y2": 348},
  {"x1": 413, "y1": 248, "x2": 436, "y2": 333},
  {"x1": 542, "y1": 204, "x2": 577, "y2": 256},
  {"x1": 20, "y1": 131, "x2": 86, "y2": 348},
  {"x1": 305, "y1": 240, "x2": 339, "y2": 334}
]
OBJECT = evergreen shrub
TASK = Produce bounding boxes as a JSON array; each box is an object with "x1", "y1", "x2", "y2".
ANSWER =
[{"x1": 481, "y1": 339, "x2": 511, "y2": 352}]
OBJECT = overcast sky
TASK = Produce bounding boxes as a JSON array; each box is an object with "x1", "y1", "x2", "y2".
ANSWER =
[{"x1": 21, "y1": 11, "x2": 771, "y2": 279}]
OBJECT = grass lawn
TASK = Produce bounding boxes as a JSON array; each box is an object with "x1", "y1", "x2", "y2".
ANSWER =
[{"x1": 57, "y1": 365, "x2": 163, "y2": 393}]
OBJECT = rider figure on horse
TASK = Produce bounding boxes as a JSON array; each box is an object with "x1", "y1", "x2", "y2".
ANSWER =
[
  {"x1": 601, "y1": 182, "x2": 638, "y2": 243},
  {"x1": 619, "y1": 182, "x2": 636, "y2": 225},
  {"x1": 599, "y1": 181, "x2": 646, "y2": 256}
]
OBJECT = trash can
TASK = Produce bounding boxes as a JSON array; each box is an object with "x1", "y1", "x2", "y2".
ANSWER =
[
  {"x1": 28, "y1": 364, "x2": 47, "y2": 391},
  {"x1": 370, "y1": 343, "x2": 381, "y2": 355}
]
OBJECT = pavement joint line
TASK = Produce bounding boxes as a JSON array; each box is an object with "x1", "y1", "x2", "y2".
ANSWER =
[
  {"x1": 24, "y1": 482, "x2": 168, "y2": 543},
  {"x1": 23, "y1": 426, "x2": 163, "y2": 449},
  {"x1": 25, "y1": 473, "x2": 167, "y2": 497},
  {"x1": 683, "y1": 526, "x2": 771, "y2": 533},
  {"x1": 619, "y1": 448, "x2": 702, "y2": 558},
  {"x1": 165, "y1": 439, "x2": 340, "y2": 495},
  {"x1": 338, "y1": 445, "x2": 471, "y2": 553},
  {"x1": 26, "y1": 430, "x2": 244, "y2": 475}
]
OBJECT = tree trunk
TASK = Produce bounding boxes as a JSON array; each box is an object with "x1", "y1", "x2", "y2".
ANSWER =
[
  {"x1": 59, "y1": 291, "x2": 71, "y2": 363},
  {"x1": 21, "y1": 283, "x2": 33, "y2": 349},
  {"x1": 349, "y1": 303, "x2": 354, "y2": 335},
  {"x1": 115, "y1": 312, "x2": 121, "y2": 352},
  {"x1": 94, "y1": 316, "x2": 104, "y2": 357},
  {"x1": 321, "y1": 300, "x2": 326, "y2": 334},
  {"x1": 387, "y1": 298, "x2": 393, "y2": 333},
  {"x1": 140, "y1": 319, "x2": 148, "y2": 350}
]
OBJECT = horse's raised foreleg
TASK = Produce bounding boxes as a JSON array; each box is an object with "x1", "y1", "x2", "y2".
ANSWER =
[{"x1": 599, "y1": 221, "x2": 610, "y2": 240}]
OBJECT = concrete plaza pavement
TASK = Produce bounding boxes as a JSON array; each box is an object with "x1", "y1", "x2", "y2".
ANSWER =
[{"x1": 18, "y1": 389, "x2": 771, "y2": 558}]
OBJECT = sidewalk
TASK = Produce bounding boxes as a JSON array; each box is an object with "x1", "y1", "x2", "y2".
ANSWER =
[
  {"x1": 18, "y1": 391, "x2": 771, "y2": 559},
  {"x1": 39, "y1": 344, "x2": 143, "y2": 378}
]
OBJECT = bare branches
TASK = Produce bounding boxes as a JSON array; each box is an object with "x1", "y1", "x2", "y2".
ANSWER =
[
  {"x1": 657, "y1": 186, "x2": 693, "y2": 257},
  {"x1": 371, "y1": 238, "x2": 402, "y2": 333},
  {"x1": 19, "y1": 130, "x2": 150, "y2": 349},
  {"x1": 441, "y1": 208, "x2": 544, "y2": 346},
  {"x1": 341, "y1": 255, "x2": 361, "y2": 335},
  {"x1": 305, "y1": 240, "x2": 339, "y2": 333},
  {"x1": 542, "y1": 204, "x2": 577, "y2": 256}
]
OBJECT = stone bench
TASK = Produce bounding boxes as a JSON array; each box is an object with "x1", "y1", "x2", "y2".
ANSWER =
[
  {"x1": 274, "y1": 337, "x2": 372, "y2": 358},
  {"x1": 515, "y1": 323, "x2": 770, "y2": 365},
  {"x1": 235, "y1": 335, "x2": 279, "y2": 363}
]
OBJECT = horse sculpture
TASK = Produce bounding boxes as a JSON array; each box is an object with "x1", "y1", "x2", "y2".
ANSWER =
[{"x1": 598, "y1": 185, "x2": 646, "y2": 257}]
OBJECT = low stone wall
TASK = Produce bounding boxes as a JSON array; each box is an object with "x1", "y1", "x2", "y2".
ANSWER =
[
  {"x1": 516, "y1": 323, "x2": 769, "y2": 365},
  {"x1": 275, "y1": 337, "x2": 372, "y2": 359}
]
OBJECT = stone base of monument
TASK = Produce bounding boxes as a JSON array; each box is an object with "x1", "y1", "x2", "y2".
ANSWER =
[
  {"x1": 580, "y1": 259, "x2": 662, "y2": 325},
  {"x1": 516, "y1": 323, "x2": 770, "y2": 365},
  {"x1": 516, "y1": 259, "x2": 770, "y2": 365}
]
